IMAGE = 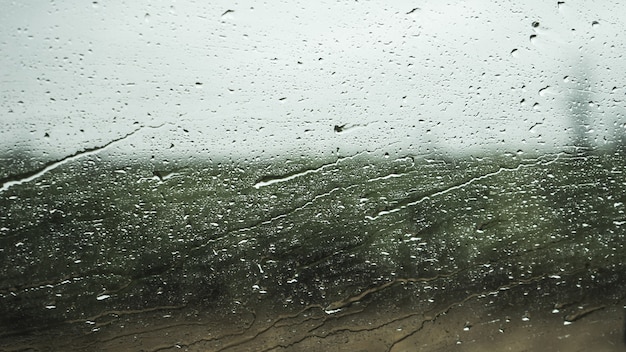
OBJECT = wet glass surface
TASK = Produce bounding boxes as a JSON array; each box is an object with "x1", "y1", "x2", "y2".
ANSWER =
[{"x1": 2, "y1": 1, "x2": 626, "y2": 351}]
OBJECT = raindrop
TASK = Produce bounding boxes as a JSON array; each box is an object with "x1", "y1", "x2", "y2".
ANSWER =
[
  {"x1": 221, "y1": 9, "x2": 235, "y2": 18},
  {"x1": 532, "y1": 21, "x2": 540, "y2": 28},
  {"x1": 96, "y1": 294, "x2": 110, "y2": 301},
  {"x1": 406, "y1": 8, "x2": 420, "y2": 15},
  {"x1": 592, "y1": 20, "x2": 599, "y2": 28}
]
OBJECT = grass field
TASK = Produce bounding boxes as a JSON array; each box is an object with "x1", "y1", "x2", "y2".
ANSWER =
[{"x1": 1, "y1": 150, "x2": 625, "y2": 351}]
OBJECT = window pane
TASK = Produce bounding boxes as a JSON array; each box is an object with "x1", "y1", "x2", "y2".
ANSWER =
[{"x1": 1, "y1": 1, "x2": 625, "y2": 350}]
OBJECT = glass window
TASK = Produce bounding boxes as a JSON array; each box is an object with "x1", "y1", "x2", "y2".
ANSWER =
[{"x1": 1, "y1": 1, "x2": 625, "y2": 350}]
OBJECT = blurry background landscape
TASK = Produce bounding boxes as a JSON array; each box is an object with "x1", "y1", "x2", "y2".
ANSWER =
[{"x1": 1, "y1": 1, "x2": 625, "y2": 351}]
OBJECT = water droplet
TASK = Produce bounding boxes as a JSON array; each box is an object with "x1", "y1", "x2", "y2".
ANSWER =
[
  {"x1": 530, "y1": 34, "x2": 538, "y2": 44},
  {"x1": 406, "y1": 8, "x2": 420, "y2": 15},
  {"x1": 96, "y1": 294, "x2": 110, "y2": 301},
  {"x1": 510, "y1": 48, "x2": 519, "y2": 57},
  {"x1": 221, "y1": 9, "x2": 235, "y2": 18},
  {"x1": 532, "y1": 21, "x2": 540, "y2": 28},
  {"x1": 592, "y1": 20, "x2": 599, "y2": 28}
]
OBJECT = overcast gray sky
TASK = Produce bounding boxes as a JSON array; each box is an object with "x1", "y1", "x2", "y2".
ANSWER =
[{"x1": 1, "y1": 0, "x2": 625, "y2": 163}]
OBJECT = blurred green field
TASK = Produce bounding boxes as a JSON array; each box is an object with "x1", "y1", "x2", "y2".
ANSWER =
[{"x1": 1, "y1": 151, "x2": 625, "y2": 350}]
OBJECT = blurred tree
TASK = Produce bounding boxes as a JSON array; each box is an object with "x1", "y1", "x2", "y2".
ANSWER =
[{"x1": 567, "y1": 58, "x2": 593, "y2": 154}]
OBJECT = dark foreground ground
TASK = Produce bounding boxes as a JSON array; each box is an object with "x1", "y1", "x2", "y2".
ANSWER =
[{"x1": 1, "y1": 150, "x2": 625, "y2": 351}]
